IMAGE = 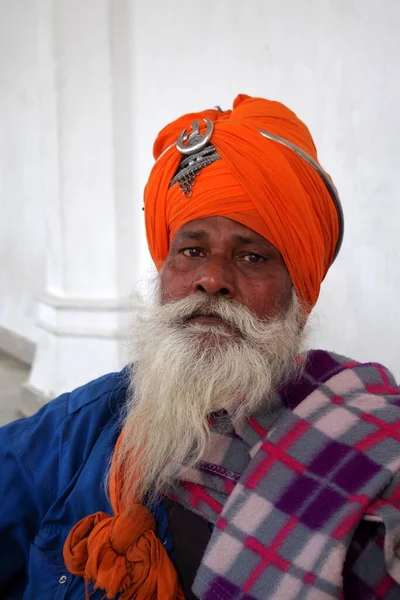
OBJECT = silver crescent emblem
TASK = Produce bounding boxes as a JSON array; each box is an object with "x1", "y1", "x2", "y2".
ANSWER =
[{"x1": 176, "y1": 118, "x2": 214, "y2": 155}]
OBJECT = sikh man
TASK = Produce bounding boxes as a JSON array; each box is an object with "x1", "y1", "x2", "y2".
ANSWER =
[{"x1": 1, "y1": 94, "x2": 400, "y2": 600}]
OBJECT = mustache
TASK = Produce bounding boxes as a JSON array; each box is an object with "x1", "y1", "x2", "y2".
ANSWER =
[{"x1": 155, "y1": 294, "x2": 275, "y2": 337}]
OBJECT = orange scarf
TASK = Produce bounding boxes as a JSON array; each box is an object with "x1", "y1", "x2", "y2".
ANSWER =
[{"x1": 63, "y1": 434, "x2": 183, "y2": 599}]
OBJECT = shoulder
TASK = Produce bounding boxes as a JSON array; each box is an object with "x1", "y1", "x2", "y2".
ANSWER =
[
  {"x1": 283, "y1": 350, "x2": 399, "y2": 410},
  {"x1": 305, "y1": 349, "x2": 399, "y2": 390},
  {"x1": 66, "y1": 366, "x2": 130, "y2": 415},
  {"x1": 0, "y1": 367, "x2": 131, "y2": 476}
]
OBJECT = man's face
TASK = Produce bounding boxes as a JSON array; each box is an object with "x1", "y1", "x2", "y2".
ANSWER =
[
  {"x1": 118, "y1": 217, "x2": 304, "y2": 505},
  {"x1": 161, "y1": 216, "x2": 293, "y2": 320}
]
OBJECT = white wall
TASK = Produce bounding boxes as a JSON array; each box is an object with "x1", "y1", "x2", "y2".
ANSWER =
[
  {"x1": 0, "y1": 0, "x2": 399, "y2": 380},
  {"x1": 0, "y1": 0, "x2": 49, "y2": 346},
  {"x1": 130, "y1": 0, "x2": 400, "y2": 376}
]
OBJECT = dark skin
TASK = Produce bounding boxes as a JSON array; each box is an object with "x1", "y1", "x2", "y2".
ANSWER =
[{"x1": 160, "y1": 216, "x2": 293, "y2": 323}]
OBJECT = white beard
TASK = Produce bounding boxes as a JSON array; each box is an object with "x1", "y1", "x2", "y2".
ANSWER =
[{"x1": 115, "y1": 287, "x2": 307, "y2": 508}]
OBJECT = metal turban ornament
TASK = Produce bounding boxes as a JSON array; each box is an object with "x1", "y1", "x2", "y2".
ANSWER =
[{"x1": 169, "y1": 118, "x2": 221, "y2": 198}]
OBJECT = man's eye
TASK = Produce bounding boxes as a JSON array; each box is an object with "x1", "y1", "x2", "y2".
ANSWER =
[
  {"x1": 182, "y1": 248, "x2": 204, "y2": 258},
  {"x1": 242, "y1": 253, "x2": 266, "y2": 264}
]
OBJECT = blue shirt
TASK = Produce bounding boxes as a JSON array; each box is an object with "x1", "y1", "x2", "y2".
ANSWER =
[{"x1": 0, "y1": 368, "x2": 173, "y2": 599}]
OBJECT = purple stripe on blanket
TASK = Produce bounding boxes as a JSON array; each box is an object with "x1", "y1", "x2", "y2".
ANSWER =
[
  {"x1": 301, "y1": 486, "x2": 346, "y2": 530},
  {"x1": 281, "y1": 376, "x2": 317, "y2": 410},
  {"x1": 305, "y1": 350, "x2": 343, "y2": 381},
  {"x1": 333, "y1": 453, "x2": 381, "y2": 493},
  {"x1": 204, "y1": 577, "x2": 244, "y2": 599},
  {"x1": 309, "y1": 440, "x2": 352, "y2": 477},
  {"x1": 198, "y1": 461, "x2": 241, "y2": 482},
  {"x1": 283, "y1": 351, "x2": 346, "y2": 410},
  {"x1": 276, "y1": 475, "x2": 319, "y2": 515}
]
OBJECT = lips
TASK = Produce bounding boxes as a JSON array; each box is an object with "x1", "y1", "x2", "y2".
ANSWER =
[
  {"x1": 185, "y1": 313, "x2": 239, "y2": 336},
  {"x1": 188, "y1": 315, "x2": 226, "y2": 327}
]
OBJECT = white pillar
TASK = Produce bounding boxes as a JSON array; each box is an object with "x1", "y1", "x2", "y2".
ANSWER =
[{"x1": 24, "y1": 0, "x2": 141, "y2": 413}]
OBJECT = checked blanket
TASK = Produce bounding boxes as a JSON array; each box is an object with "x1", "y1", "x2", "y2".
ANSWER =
[{"x1": 169, "y1": 350, "x2": 400, "y2": 599}]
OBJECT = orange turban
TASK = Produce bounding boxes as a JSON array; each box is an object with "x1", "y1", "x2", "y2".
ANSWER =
[{"x1": 144, "y1": 94, "x2": 342, "y2": 308}]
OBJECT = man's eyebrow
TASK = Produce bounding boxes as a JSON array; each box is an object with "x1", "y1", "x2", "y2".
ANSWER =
[
  {"x1": 173, "y1": 230, "x2": 208, "y2": 243},
  {"x1": 232, "y1": 234, "x2": 267, "y2": 246}
]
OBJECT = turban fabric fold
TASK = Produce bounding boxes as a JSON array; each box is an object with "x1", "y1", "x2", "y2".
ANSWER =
[{"x1": 144, "y1": 94, "x2": 340, "y2": 308}]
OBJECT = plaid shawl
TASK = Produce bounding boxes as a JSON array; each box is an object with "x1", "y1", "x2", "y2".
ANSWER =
[{"x1": 169, "y1": 350, "x2": 400, "y2": 599}]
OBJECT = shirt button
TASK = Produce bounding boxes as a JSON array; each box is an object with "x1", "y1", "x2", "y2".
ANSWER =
[{"x1": 59, "y1": 575, "x2": 67, "y2": 584}]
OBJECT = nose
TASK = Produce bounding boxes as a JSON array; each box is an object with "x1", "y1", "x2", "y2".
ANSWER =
[{"x1": 192, "y1": 256, "x2": 236, "y2": 298}]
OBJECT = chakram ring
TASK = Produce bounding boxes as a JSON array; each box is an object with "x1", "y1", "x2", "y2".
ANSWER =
[{"x1": 176, "y1": 118, "x2": 214, "y2": 155}]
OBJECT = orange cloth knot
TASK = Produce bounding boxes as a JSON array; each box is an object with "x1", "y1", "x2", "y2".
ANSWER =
[
  {"x1": 64, "y1": 505, "x2": 183, "y2": 599},
  {"x1": 63, "y1": 434, "x2": 184, "y2": 599}
]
